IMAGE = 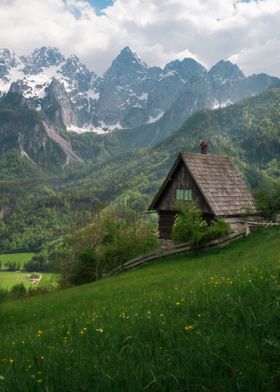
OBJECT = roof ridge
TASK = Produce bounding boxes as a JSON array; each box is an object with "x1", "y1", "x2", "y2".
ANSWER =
[{"x1": 181, "y1": 152, "x2": 230, "y2": 159}]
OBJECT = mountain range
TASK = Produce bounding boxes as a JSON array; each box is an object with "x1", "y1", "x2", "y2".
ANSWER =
[
  {"x1": 1, "y1": 86, "x2": 280, "y2": 251},
  {"x1": 1, "y1": 46, "x2": 280, "y2": 169}
]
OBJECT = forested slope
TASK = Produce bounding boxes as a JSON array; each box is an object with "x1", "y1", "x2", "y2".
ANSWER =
[{"x1": 1, "y1": 88, "x2": 279, "y2": 251}]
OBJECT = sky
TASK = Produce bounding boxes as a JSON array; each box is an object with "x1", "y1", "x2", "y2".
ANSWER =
[{"x1": 0, "y1": 0, "x2": 279, "y2": 76}]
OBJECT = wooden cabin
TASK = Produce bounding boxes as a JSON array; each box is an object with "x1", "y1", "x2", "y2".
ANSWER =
[{"x1": 148, "y1": 142, "x2": 256, "y2": 239}]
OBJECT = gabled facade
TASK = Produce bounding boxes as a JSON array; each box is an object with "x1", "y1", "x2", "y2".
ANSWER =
[{"x1": 148, "y1": 149, "x2": 256, "y2": 239}]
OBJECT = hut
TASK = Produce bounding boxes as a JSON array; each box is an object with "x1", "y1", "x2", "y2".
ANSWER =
[{"x1": 148, "y1": 142, "x2": 256, "y2": 239}]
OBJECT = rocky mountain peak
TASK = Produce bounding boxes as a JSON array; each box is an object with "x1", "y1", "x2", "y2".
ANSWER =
[
  {"x1": 65, "y1": 54, "x2": 80, "y2": 66},
  {"x1": 0, "y1": 46, "x2": 279, "y2": 138},
  {"x1": 164, "y1": 58, "x2": 207, "y2": 81},
  {"x1": 42, "y1": 77, "x2": 76, "y2": 128},
  {"x1": 105, "y1": 46, "x2": 147, "y2": 79},
  {"x1": 0, "y1": 48, "x2": 16, "y2": 61},
  {"x1": 21, "y1": 47, "x2": 65, "y2": 75},
  {"x1": 209, "y1": 59, "x2": 244, "y2": 83},
  {"x1": 119, "y1": 46, "x2": 146, "y2": 65},
  {"x1": 0, "y1": 48, "x2": 18, "y2": 78},
  {"x1": 61, "y1": 54, "x2": 97, "y2": 91}
]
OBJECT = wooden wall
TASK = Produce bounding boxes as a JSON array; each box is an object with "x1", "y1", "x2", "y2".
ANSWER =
[
  {"x1": 158, "y1": 211, "x2": 177, "y2": 239},
  {"x1": 156, "y1": 160, "x2": 212, "y2": 214}
]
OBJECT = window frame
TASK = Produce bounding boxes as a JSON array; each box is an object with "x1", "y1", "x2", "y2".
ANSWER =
[{"x1": 176, "y1": 189, "x2": 192, "y2": 201}]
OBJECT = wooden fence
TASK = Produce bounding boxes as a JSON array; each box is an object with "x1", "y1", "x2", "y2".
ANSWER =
[{"x1": 107, "y1": 227, "x2": 247, "y2": 276}]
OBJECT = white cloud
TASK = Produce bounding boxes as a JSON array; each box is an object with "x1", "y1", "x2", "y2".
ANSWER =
[{"x1": 0, "y1": 0, "x2": 279, "y2": 76}]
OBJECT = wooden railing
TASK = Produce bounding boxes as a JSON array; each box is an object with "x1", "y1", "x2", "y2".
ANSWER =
[{"x1": 107, "y1": 227, "x2": 247, "y2": 276}]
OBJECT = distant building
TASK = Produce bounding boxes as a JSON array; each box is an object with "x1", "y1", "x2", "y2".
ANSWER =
[{"x1": 148, "y1": 142, "x2": 256, "y2": 239}]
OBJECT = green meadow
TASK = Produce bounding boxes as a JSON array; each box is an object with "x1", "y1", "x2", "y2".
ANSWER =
[
  {"x1": 0, "y1": 272, "x2": 57, "y2": 289},
  {"x1": 0, "y1": 253, "x2": 34, "y2": 268},
  {"x1": 0, "y1": 227, "x2": 279, "y2": 391},
  {"x1": 0, "y1": 272, "x2": 33, "y2": 289}
]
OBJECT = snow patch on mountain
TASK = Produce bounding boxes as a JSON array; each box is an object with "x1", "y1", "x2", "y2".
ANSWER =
[
  {"x1": 159, "y1": 70, "x2": 177, "y2": 80},
  {"x1": 86, "y1": 89, "x2": 100, "y2": 100},
  {"x1": 67, "y1": 124, "x2": 106, "y2": 135},
  {"x1": 146, "y1": 110, "x2": 164, "y2": 124},
  {"x1": 212, "y1": 99, "x2": 233, "y2": 109}
]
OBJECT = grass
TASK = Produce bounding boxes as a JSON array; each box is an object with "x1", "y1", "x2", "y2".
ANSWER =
[
  {"x1": 0, "y1": 272, "x2": 34, "y2": 289},
  {"x1": 0, "y1": 253, "x2": 35, "y2": 268},
  {"x1": 0, "y1": 227, "x2": 280, "y2": 391},
  {"x1": 0, "y1": 272, "x2": 57, "y2": 290}
]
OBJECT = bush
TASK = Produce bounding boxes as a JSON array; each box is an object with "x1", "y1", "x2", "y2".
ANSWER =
[
  {"x1": 203, "y1": 218, "x2": 231, "y2": 241},
  {"x1": 9, "y1": 283, "x2": 27, "y2": 299},
  {"x1": 172, "y1": 203, "x2": 231, "y2": 244},
  {"x1": 255, "y1": 181, "x2": 280, "y2": 220},
  {"x1": 172, "y1": 203, "x2": 207, "y2": 244},
  {"x1": 0, "y1": 288, "x2": 8, "y2": 303},
  {"x1": 69, "y1": 248, "x2": 98, "y2": 286}
]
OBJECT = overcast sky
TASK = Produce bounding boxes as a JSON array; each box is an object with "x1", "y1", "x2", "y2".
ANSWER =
[{"x1": 0, "y1": 0, "x2": 279, "y2": 76}]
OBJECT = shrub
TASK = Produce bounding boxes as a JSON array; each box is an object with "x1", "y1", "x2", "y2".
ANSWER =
[
  {"x1": 0, "y1": 288, "x2": 8, "y2": 303},
  {"x1": 172, "y1": 203, "x2": 231, "y2": 244},
  {"x1": 172, "y1": 203, "x2": 207, "y2": 244},
  {"x1": 9, "y1": 283, "x2": 27, "y2": 299},
  {"x1": 203, "y1": 218, "x2": 231, "y2": 241},
  {"x1": 255, "y1": 181, "x2": 280, "y2": 220},
  {"x1": 69, "y1": 248, "x2": 98, "y2": 286}
]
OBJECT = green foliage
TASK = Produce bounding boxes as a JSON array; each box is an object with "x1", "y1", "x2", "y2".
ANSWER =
[
  {"x1": 68, "y1": 248, "x2": 98, "y2": 286},
  {"x1": 0, "y1": 228, "x2": 279, "y2": 390},
  {"x1": 9, "y1": 283, "x2": 27, "y2": 299},
  {"x1": 0, "y1": 181, "x2": 102, "y2": 252},
  {"x1": 172, "y1": 203, "x2": 231, "y2": 244},
  {"x1": 4, "y1": 261, "x2": 20, "y2": 271},
  {"x1": 172, "y1": 202, "x2": 207, "y2": 244},
  {"x1": 1, "y1": 88, "x2": 280, "y2": 254},
  {"x1": 203, "y1": 218, "x2": 231, "y2": 241},
  {"x1": 0, "y1": 288, "x2": 8, "y2": 302},
  {"x1": 24, "y1": 255, "x2": 52, "y2": 272},
  {"x1": 60, "y1": 207, "x2": 158, "y2": 287},
  {"x1": 255, "y1": 180, "x2": 280, "y2": 219}
]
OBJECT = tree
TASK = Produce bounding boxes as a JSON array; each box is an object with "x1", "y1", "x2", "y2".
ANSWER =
[
  {"x1": 255, "y1": 181, "x2": 280, "y2": 220},
  {"x1": 59, "y1": 207, "x2": 158, "y2": 287}
]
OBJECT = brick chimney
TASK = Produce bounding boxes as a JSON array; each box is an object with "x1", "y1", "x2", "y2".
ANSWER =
[{"x1": 200, "y1": 141, "x2": 208, "y2": 154}]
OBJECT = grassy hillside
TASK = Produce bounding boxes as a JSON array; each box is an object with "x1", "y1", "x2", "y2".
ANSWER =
[{"x1": 0, "y1": 227, "x2": 279, "y2": 391}]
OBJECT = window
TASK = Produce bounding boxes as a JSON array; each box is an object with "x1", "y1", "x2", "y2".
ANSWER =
[{"x1": 176, "y1": 189, "x2": 192, "y2": 201}]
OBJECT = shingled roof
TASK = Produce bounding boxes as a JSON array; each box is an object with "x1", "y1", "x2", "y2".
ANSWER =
[{"x1": 149, "y1": 152, "x2": 256, "y2": 216}]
